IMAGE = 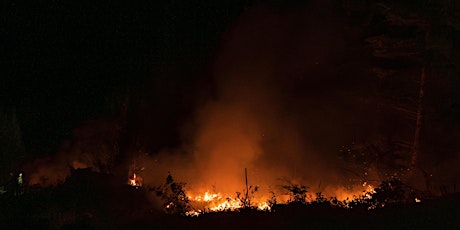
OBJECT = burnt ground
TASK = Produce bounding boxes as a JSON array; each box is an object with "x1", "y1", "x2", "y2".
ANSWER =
[{"x1": 1, "y1": 170, "x2": 460, "y2": 230}]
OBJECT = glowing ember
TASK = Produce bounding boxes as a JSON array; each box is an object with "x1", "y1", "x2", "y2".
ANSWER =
[{"x1": 415, "y1": 197, "x2": 421, "y2": 203}]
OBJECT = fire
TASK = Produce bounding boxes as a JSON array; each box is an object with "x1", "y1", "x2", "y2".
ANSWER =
[
  {"x1": 128, "y1": 173, "x2": 142, "y2": 187},
  {"x1": 165, "y1": 182, "x2": 382, "y2": 217},
  {"x1": 166, "y1": 180, "x2": 378, "y2": 216},
  {"x1": 125, "y1": 163, "x2": 383, "y2": 216},
  {"x1": 128, "y1": 161, "x2": 143, "y2": 187},
  {"x1": 209, "y1": 197, "x2": 243, "y2": 212},
  {"x1": 187, "y1": 190, "x2": 271, "y2": 214},
  {"x1": 190, "y1": 191, "x2": 223, "y2": 202},
  {"x1": 256, "y1": 201, "x2": 271, "y2": 211},
  {"x1": 185, "y1": 210, "x2": 202, "y2": 217},
  {"x1": 188, "y1": 191, "x2": 242, "y2": 212},
  {"x1": 362, "y1": 182, "x2": 376, "y2": 199}
]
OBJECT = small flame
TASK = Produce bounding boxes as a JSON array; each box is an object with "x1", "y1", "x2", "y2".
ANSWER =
[
  {"x1": 128, "y1": 173, "x2": 142, "y2": 187},
  {"x1": 256, "y1": 201, "x2": 271, "y2": 211},
  {"x1": 363, "y1": 182, "x2": 376, "y2": 199},
  {"x1": 185, "y1": 210, "x2": 202, "y2": 217},
  {"x1": 415, "y1": 197, "x2": 421, "y2": 203}
]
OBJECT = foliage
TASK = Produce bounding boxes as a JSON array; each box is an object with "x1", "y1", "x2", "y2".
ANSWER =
[
  {"x1": 153, "y1": 172, "x2": 191, "y2": 215},
  {"x1": 281, "y1": 181, "x2": 309, "y2": 204},
  {"x1": 312, "y1": 192, "x2": 328, "y2": 205},
  {"x1": 371, "y1": 177, "x2": 406, "y2": 206},
  {"x1": 267, "y1": 190, "x2": 277, "y2": 207},
  {"x1": 329, "y1": 196, "x2": 349, "y2": 208},
  {"x1": 340, "y1": 137, "x2": 410, "y2": 181},
  {"x1": 238, "y1": 185, "x2": 258, "y2": 208}
]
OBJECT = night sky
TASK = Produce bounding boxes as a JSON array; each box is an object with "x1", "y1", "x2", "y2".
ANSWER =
[
  {"x1": 2, "y1": 1, "x2": 247, "y2": 156},
  {"x1": 2, "y1": 0, "x2": 460, "y2": 190}
]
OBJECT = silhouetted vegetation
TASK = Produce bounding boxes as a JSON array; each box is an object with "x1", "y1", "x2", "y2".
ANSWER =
[
  {"x1": 1, "y1": 170, "x2": 460, "y2": 229},
  {"x1": 153, "y1": 172, "x2": 191, "y2": 215},
  {"x1": 281, "y1": 181, "x2": 309, "y2": 204},
  {"x1": 236, "y1": 184, "x2": 259, "y2": 209}
]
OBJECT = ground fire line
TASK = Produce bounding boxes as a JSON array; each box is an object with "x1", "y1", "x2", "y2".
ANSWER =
[{"x1": 125, "y1": 167, "x2": 399, "y2": 217}]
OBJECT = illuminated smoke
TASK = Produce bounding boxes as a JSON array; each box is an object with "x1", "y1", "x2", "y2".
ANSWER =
[
  {"x1": 26, "y1": 1, "x2": 385, "y2": 200},
  {"x1": 148, "y1": 1, "x2": 378, "y2": 198}
]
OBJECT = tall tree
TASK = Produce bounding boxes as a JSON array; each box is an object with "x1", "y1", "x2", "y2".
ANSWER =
[
  {"x1": 342, "y1": 0, "x2": 460, "y2": 186},
  {"x1": 0, "y1": 108, "x2": 25, "y2": 185}
]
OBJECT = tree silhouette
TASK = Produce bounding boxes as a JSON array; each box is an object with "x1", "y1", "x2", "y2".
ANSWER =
[
  {"x1": 154, "y1": 172, "x2": 191, "y2": 214},
  {"x1": 343, "y1": 1, "x2": 460, "y2": 188},
  {"x1": 0, "y1": 108, "x2": 25, "y2": 187},
  {"x1": 281, "y1": 181, "x2": 309, "y2": 204}
]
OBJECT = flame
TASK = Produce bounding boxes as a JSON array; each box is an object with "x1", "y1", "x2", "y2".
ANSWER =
[
  {"x1": 362, "y1": 182, "x2": 376, "y2": 199},
  {"x1": 128, "y1": 173, "x2": 142, "y2": 187},
  {"x1": 209, "y1": 198, "x2": 243, "y2": 212},
  {"x1": 256, "y1": 201, "x2": 271, "y2": 211},
  {"x1": 178, "y1": 181, "x2": 379, "y2": 216},
  {"x1": 188, "y1": 191, "x2": 242, "y2": 212},
  {"x1": 185, "y1": 210, "x2": 202, "y2": 217},
  {"x1": 190, "y1": 191, "x2": 223, "y2": 202},
  {"x1": 187, "y1": 190, "x2": 271, "y2": 214}
]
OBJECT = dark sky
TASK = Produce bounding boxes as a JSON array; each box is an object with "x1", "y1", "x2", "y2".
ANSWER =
[{"x1": 1, "y1": 1, "x2": 248, "y2": 156}]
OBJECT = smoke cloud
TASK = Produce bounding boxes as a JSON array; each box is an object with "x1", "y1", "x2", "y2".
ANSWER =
[
  {"x1": 142, "y1": 1, "x2": 380, "y2": 198},
  {"x1": 25, "y1": 1, "x2": 387, "y2": 199}
]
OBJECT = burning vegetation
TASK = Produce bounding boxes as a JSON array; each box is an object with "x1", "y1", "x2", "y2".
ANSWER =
[
  {"x1": 123, "y1": 165, "x2": 427, "y2": 218},
  {"x1": 3, "y1": 0, "x2": 460, "y2": 229}
]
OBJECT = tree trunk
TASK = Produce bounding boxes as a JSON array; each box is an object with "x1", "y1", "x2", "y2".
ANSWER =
[{"x1": 411, "y1": 66, "x2": 426, "y2": 168}]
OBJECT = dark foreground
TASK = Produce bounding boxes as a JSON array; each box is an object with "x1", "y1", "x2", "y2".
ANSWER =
[{"x1": 1, "y1": 171, "x2": 459, "y2": 229}]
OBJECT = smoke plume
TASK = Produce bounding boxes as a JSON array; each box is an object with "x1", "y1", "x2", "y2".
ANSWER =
[
  {"x1": 143, "y1": 1, "x2": 380, "y2": 198},
  {"x1": 26, "y1": 1, "x2": 384, "y2": 199}
]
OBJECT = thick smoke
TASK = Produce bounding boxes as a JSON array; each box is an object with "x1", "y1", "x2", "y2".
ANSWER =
[{"x1": 146, "y1": 1, "x2": 381, "y2": 197}]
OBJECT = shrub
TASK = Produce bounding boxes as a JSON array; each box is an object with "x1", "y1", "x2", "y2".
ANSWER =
[{"x1": 153, "y1": 172, "x2": 191, "y2": 214}]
